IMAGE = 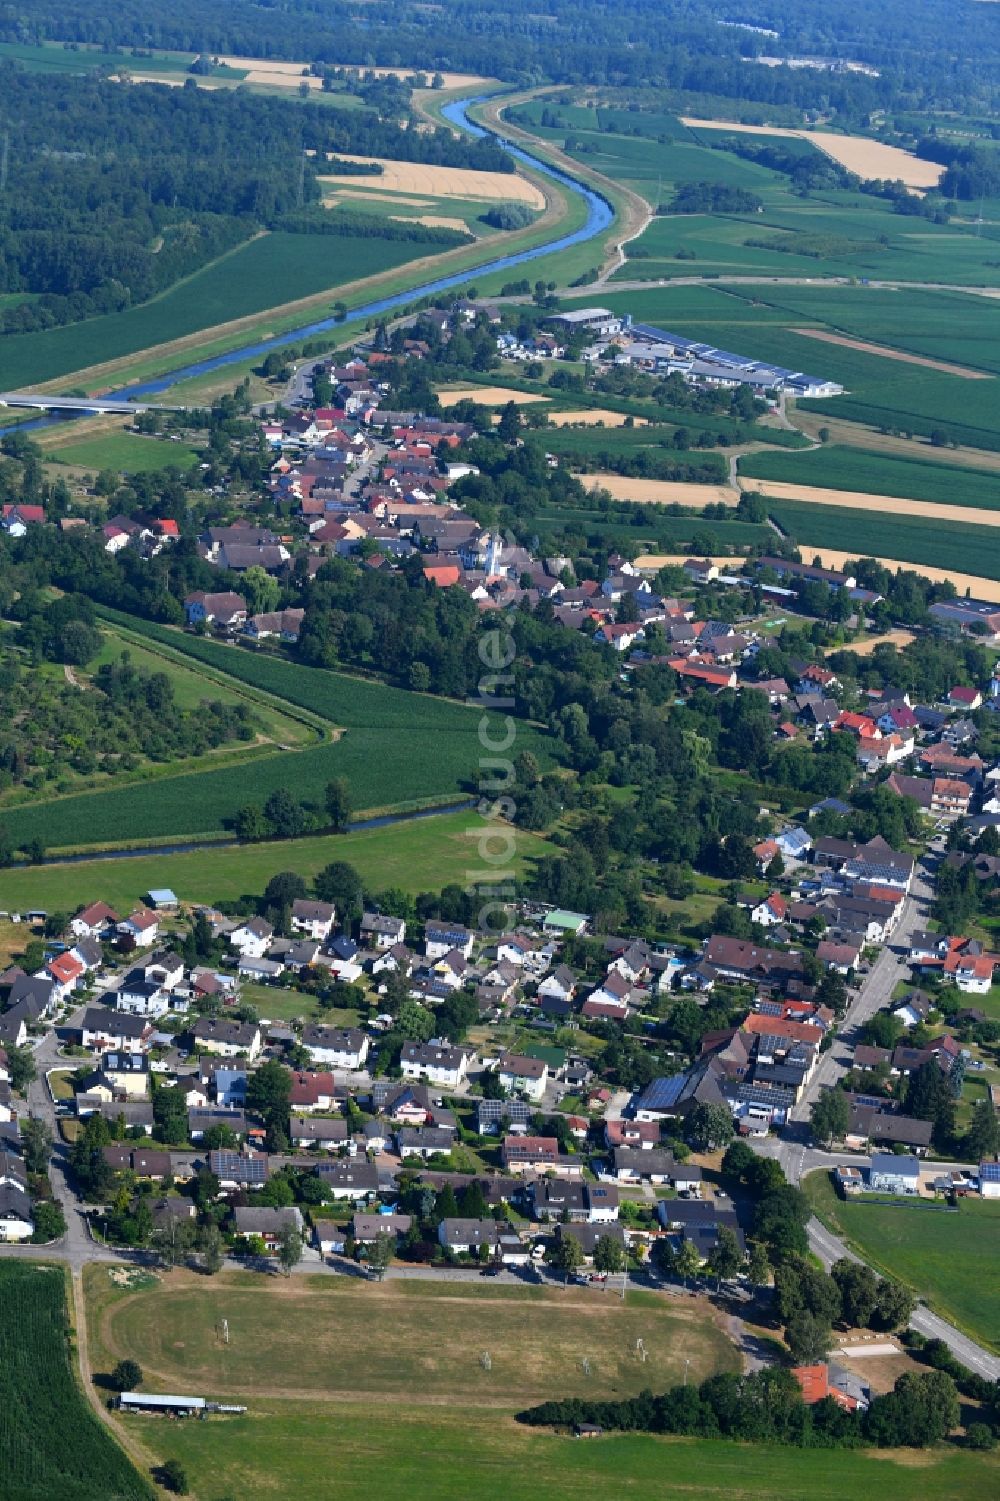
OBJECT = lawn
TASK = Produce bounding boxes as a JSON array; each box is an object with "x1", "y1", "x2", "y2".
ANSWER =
[
  {"x1": 803, "y1": 1169, "x2": 1000, "y2": 1349},
  {"x1": 0, "y1": 808, "x2": 552, "y2": 911},
  {"x1": 0, "y1": 614, "x2": 550, "y2": 850},
  {"x1": 0, "y1": 231, "x2": 431, "y2": 389},
  {"x1": 741, "y1": 445, "x2": 1000, "y2": 511},
  {"x1": 0, "y1": 1262, "x2": 152, "y2": 1501},
  {"x1": 45, "y1": 430, "x2": 202, "y2": 475},
  {"x1": 764, "y1": 498, "x2": 1000, "y2": 581}
]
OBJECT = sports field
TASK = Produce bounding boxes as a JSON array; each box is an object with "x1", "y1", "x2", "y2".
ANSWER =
[
  {"x1": 83, "y1": 1266, "x2": 1000, "y2": 1501},
  {"x1": 0, "y1": 807, "x2": 551, "y2": 912},
  {"x1": 804, "y1": 1170, "x2": 1000, "y2": 1349}
]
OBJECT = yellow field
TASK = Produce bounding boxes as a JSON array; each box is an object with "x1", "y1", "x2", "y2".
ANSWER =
[
  {"x1": 438, "y1": 386, "x2": 549, "y2": 406},
  {"x1": 583, "y1": 473, "x2": 739, "y2": 505},
  {"x1": 738, "y1": 478, "x2": 1000, "y2": 530},
  {"x1": 826, "y1": 629, "x2": 916, "y2": 657},
  {"x1": 681, "y1": 118, "x2": 943, "y2": 190},
  {"x1": 635, "y1": 554, "x2": 741, "y2": 570},
  {"x1": 218, "y1": 57, "x2": 489, "y2": 91},
  {"x1": 393, "y1": 213, "x2": 469, "y2": 232},
  {"x1": 545, "y1": 409, "x2": 650, "y2": 427},
  {"x1": 319, "y1": 155, "x2": 545, "y2": 206}
]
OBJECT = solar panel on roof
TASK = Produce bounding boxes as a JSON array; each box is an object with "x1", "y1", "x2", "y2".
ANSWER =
[
  {"x1": 980, "y1": 1161, "x2": 1000, "y2": 1181},
  {"x1": 637, "y1": 1074, "x2": 687, "y2": 1110}
]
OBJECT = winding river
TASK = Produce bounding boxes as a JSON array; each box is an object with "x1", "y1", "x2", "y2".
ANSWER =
[{"x1": 97, "y1": 93, "x2": 614, "y2": 403}]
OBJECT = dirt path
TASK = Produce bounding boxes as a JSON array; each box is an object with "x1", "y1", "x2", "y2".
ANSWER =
[
  {"x1": 63, "y1": 664, "x2": 82, "y2": 689},
  {"x1": 791, "y1": 326, "x2": 993, "y2": 379},
  {"x1": 71, "y1": 1271, "x2": 165, "y2": 1497},
  {"x1": 788, "y1": 406, "x2": 1000, "y2": 473}
]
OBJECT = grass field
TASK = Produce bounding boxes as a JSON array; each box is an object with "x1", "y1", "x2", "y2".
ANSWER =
[
  {"x1": 0, "y1": 232, "x2": 430, "y2": 390},
  {"x1": 45, "y1": 429, "x2": 201, "y2": 475},
  {"x1": 0, "y1": 1262, "x2": 151, "y2": 1501},
  {"x1": 0, "y1": 614, "x2": 548, "y2": 851},
  {"x1": 740, "y1": 445, "x2": 1000, "y2": 510},
  {"x1": 764, "y1": 498, "x2": 1000, "y2": 581},
  {"x1": 0, "y1": 807, "x2": 551, "y2": 911},
  {"x1": 804, "y1": 1170, "x2": 1000, "y2": 1349},
  {"x1": 82, "y1": 1264, "x2": 1000, "y2": 1501}
]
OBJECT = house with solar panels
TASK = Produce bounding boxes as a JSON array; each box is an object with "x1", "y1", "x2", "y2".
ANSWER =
[{"x1": 981, "y1": 1159, "x2": 1000, "y2": 1198}]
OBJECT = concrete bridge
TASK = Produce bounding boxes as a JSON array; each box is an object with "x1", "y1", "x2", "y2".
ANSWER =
[{"x1": 0, "y1": 392, "x2": 182, "y2": 415}]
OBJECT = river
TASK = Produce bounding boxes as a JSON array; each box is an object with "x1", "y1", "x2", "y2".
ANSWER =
[{"x1": 63, "y1": 93, "x2": 614, "y2": 407}]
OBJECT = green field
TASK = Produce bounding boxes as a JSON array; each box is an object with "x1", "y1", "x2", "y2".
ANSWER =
[
  {"x1": 82, "y1": 1264, "x2": 1000, "y2": 1501},
  {"x1": 765, "y1": 498, "x2": 1000, "y2": 580},
  {"x1": 0, "y1": 232, "x2": 430, "y2": 390},
  {"x1": 740, "y1": 445, "x2": 1000, "y2": 509},
  {"x1": 46, "y1": 430, "x2": 202, "y2": 475},
  {"x1": 0, "y1": 1262, "x2": 151, "y2": 1501},
  {"x1": 0, "y1": 614, "x2": 549, "y2": 850},
  {"x1": 0, "y1": 807, "x2": 551, "y2": 911},
  {"x1": 804, "y1": 1170, "x2": 1000, "y2": 1349},
  {"x1": 532, "y1": 504, "x2": 771, "y2": 552}
]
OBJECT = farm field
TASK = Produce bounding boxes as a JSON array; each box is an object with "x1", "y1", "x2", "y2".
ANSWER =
[
  {"x1": 804, "y1": 1170, "x2": 1000, "y2": 1349},
  {"x1": 83, "y1": 1266, "x2": 998, "y2": 1501},
  {"x1": 764, "y1": 498, "x2": 1000, "y2": 582},
  {"x1": 43, "y1": 427, "x2": 201, "y2": 475},
  {"x1": 0, "y1": 613, "x2": 548, "y2": 851},
  {"x1": 531, "y1": 504, "x2": 769, "y2": 552},
  {"x1": 0, "y1": 807, "x2": 551, "y2": 912},
  {"x1": 0, "y1": 1262, "x2": 152, "y2": 1501},
  {"x1": 739, "y1": 445, "x2": 1000, "y2": 511},
  {"x1": 438, "y1": 386, "x2": 549, "y2": 406},
  {"x1": 0, "y1": 231, "x2": 430, "y2": 391}
]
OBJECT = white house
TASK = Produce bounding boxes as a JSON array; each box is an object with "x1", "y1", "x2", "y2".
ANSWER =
[
  {"x1": 191, "y1": 1017, "x2": 262, "y2": 1061},
  {"x1": 229, "y1": 918, "x2": 273, "y2": 959},
  {"x1": 118, "y1": 909, "x2": 160, "y2": 948},
  {"x1": 290, "y1": 900, "x2": 337, "y2": 943},
  {"x1": 80, "y1": 1009, "x2": 151, "y2": 1053},
  {"x1": 424, "y1": 923, "x2": 475, "y2": 961},
  {"x1": 0, "y1": 1184, "x2": 33, "y2": 1242},
  {"x1": 399, "y1": 1040, "x2": 470, "y2": 1089},
  {"x1": 70, "y1": 902, "x2": 119, "y2": 939},
  {"x1": 497, "y1": 1052, "x2": 548, "y2": 1102},
  {"x1": 300, "y1": 1025, "x2": 369, "y2": 1070},
  {"x1": 360, "y1": 913, "x2": 406, "y2": 950},
  {"x1": 751, "y1": 893, "x2": 788, "y2": 928},
  {"x1": 438, "y1": 1218, "x2": 498, "y2": 1255}
]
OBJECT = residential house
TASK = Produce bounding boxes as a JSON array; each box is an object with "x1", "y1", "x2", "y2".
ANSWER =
[
  {"x1": 207, "y1": 1149, "x2": 269, "y2": 1189},
  {"x1": 118, "y1": 909, "x2": 160, "y2": 949},
  {"x1": 869, "y1": 1152, "x2": 920, "y2": 1195},
  {"x1": 290, "y1": 900, "x2": 337, "y2": 942},
  {"x1": 192, "y1": 1017, "x2": 262, "y2": 1060},
  {"x1": 399, "y1": 1040, "x2": 470, "y2": 1088},
  {"x1": 314, "y1": 1159, "x2": 379, "y2": 1200},
  {"x1": 183, "y1": 591, "x2": 248, "y2": 629},
  {"x1": 360, "y1": 912, "x2": 407, "y2": 950},
  {"x1": 234, "y1": 1206, "x2": 303, "y2": 1248},
  {"x1": 229, "y1": 918, "x2": 274, "y2": 959},
  {"x1": 70, "y1": 902, "x2": 119, "y2": 939},
  {"x1": 497, "y1": 1053, "x2": 548, "y2": 1102},
  {"x1": 300, "y1": 1025, "x2": 369, "y2": 1070},
  {"x1": 80, "y1": 1008, "x2": 151, "y2": 1053},
  {"x1": 397, "y1": 1125, "x2": 455, "y2": 1159},
  {"x1": 438, "y1": 1218, "x2": 498, "y2": 1255},
  {"x1": 0, "y1": 1184, "x2": 33, "y2": 1242},
  {"x1": 290, "y1": 1116, "x2": 348, "y2": 1150},
  {"x1": 424, "y1": 923, "x2": 475, "y2": 961}
]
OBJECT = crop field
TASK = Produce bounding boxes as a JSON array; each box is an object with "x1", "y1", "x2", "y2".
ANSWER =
[
  {"x1": 320, "y1": 155, "x2": 545, "y2": 206},
  {"x1": 0, "y1": 232, "x2": 431, "y2": 390},
  {"x1": 0, "y1": 612, "x2": 549, "y2": 851},
  {"x1": 0, "y1": 807, "x2": 551, "y2": 912},
  {"x1": 740, "y1": 445, "x2": 1000, "y2": 510},
  {"x1": 765, "y1": 498, "x2": 1000, "y2": 581},
  {"x1": 532, "y1": 505, "x2": 769, "y2": 552},
  {"x1": 582, "y1": 474, "x2": 739, "y2": 505},
  {"x1": 44, "y1": 429, "x2": 201, "y2": 475},
  {"x1": 804, "y1": 1170, "x2": 1000, "y2": 1349},
  {"x1": 0, "y1": 1262, "x2": 151, "y2": 1501},
  {"x1": 84, "y1": 1265, "x2": 999, "y2": 1501},
  {"x1": 681, "y1": 118, "x2": 944, "y2": 189}
]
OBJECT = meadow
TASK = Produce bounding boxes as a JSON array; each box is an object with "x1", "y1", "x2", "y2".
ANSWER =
[
  {"x1": 0, "y1": 1262, "x2": 152, "y2": 1501},
  {"x1": 83, "y1": 1265, "x2": 1000, "y2": 1501},
  {"x1": 0, "y1": 232, "x2": 430, "y2": 390},
  {"x1": 765, "y1": 498, "x2": 1000, "y2": 581},
  {"x1": 740, "y1": 445, "x2": 1000, "y2": 509},
  {"x1": 0, "y1": 807, "x2": 551, "y2": 911},
  {"x1": 44, "y1": 429, "x2": 202, "y2": 475},
  {"x1": 804, "y1": 1170, "x2": 1000, "y2": 1349}
]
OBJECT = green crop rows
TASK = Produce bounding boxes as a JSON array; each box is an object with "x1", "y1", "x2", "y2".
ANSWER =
[
  {"x1": 740, "y1": 445, "x2": 1000, "y2": 509},
  {"x1": 0, "y1": 1262, "x2": 151, "y2": 1501},
  {"x1": 766, "y1": 498, "x2": 1000, "y2": 580}
]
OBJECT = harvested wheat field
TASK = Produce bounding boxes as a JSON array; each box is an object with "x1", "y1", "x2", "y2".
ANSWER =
[
  {"x1": 583, "y1": 473, "x2": 739, "y2": 505},
  {"x1": 826, "y1": 629, "x2": 916, "y2": 657},
  {"x1": 438, "y1": 386, "x2": 549, "y2": 406},
  {"x1": 319, "y1": 155, "x2": 545, "y2": 205},
  {"x1": 740, "y1": 479, "x2": 1000, "y2": 529},
  {"x1": 545, "y1": 409, "x2": 650, "y2": 427},
  {"x1": 635, "y1": 554, "x2": 742, "y2": 571},
  {"x1": 792, "y1": 328, "x2": 992, "y2": 379},
  {"x1": 218, "y1": 58, "x2": 488, "y2": 90},
  {"x1": 392, "y1": 213, "x2": 469, "y2": 232},
  {"x1": 681, "y1": 118, "x2": 942, "y2": 190}
]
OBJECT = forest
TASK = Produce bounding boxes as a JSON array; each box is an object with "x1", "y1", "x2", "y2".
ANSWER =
[
  {"x1": 0, "y1": 68, "x2": 501, "y2": 336},
  {"x1": 3, "y1": 0, "x2": 999, "y2": 117}
]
